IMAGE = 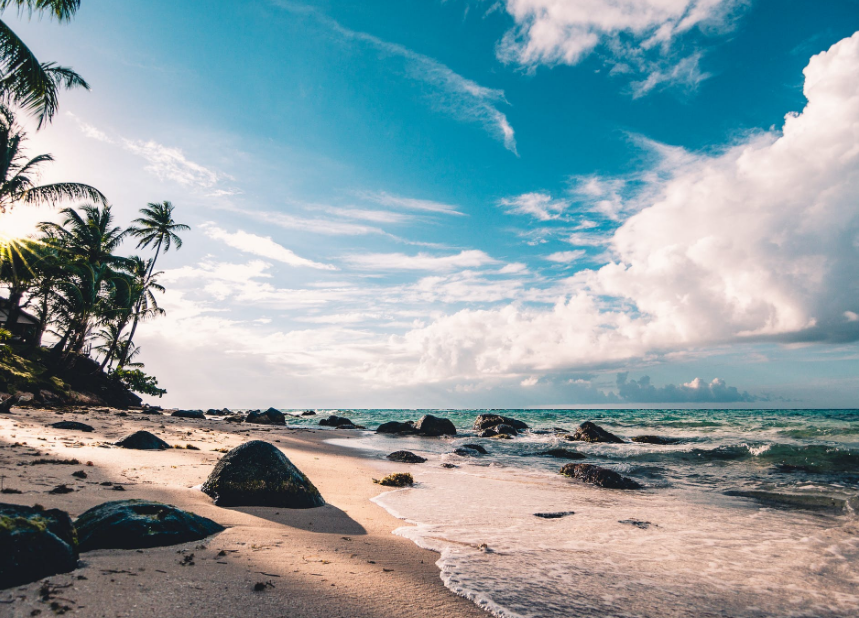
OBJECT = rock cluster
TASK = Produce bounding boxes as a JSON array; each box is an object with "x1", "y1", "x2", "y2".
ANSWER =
[{"x1": 473, "y1": 414, "x2": 527, "y2": 437}]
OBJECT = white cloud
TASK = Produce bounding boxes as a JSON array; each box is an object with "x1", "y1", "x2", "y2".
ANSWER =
[
  {"x1": 344, "y1": 250, "x2": 498, "y2": 271},
  {"x1": 249, "y1": 210, "x2": 386, "y2": 236},
  {"x1": 497, "y1": 0, "x2": 747, "y2": 93},
  {"x1": 500, "y1": 192, "x2": 570, "y2": 220},
  {"x1": 202, "y1": 224, "x2": 338, "y2": 270},
  {"x1": 546, "y1": 250, "x2": 586, "y2": 263},
  {"x1": 363, "y1": 191, "x2": 465, "y2": 216}
]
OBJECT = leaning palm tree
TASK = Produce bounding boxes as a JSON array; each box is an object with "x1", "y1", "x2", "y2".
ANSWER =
[
  {"x1": 0, "y1": 104, "x2": 105, "y2": 213},
  {"x1": 0, "y1": 1, "x2": 88, "y2": 127}
]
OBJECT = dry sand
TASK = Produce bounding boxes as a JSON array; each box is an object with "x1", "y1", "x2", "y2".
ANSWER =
[{"x1": 0, "y1": 406, "x2": 490, "y2": 618}]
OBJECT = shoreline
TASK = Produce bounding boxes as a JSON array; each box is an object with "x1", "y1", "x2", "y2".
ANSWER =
[{"x1": 0, "y1": 406, "x2": 490, "y2": 618}]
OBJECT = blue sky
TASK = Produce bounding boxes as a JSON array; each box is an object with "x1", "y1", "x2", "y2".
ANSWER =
[{"x1": 3, "y1": 0, "x2": 859, "y2": 408}]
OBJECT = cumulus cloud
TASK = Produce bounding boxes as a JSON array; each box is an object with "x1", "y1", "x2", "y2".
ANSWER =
[
  {"x1": 497, "y1": 0, "x2": 747, "y2": 94},
  {"x1": 616, "y1": 373, "x2": 757, "y2": 403},
  {"x1": 202, "y1": 224, "x2": 338, "y2": 270},
  {"x1": 500, "y1": 192, "x2": 570, "y2": 221},
  {"x1": 546, "y1": 250, "x2": 586, "y2": 263}
]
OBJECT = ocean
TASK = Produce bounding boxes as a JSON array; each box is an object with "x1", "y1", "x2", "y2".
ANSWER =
[{"x1": 292, "y1": 408, "x2": 859, "y2": 618}]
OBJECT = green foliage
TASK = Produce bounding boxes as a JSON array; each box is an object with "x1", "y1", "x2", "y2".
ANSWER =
[
  {"x1": 112, "y1": 367, "x2": 166, "y2": 398},
  {"x1": 0, "y1": 327, "x2": 10, "y2": 342},
  {"x1": 374, "y1": 473, "x2": 415, "y2": 487}
]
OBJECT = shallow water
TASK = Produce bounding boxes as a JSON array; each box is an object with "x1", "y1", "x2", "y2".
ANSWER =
[{"x1": 299, "y1": 409, "x2": 859, "y2": 617}]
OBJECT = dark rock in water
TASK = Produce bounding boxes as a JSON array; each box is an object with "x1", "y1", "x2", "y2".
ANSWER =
[
  {"x1": 0, "y1": 503, "x2": 78, "y2": 589},
  {"x1": 478, "y1": 424, "x2": 518, "y2": 437},
  {"x1": 319, "y1": 415, "x2": 357, "y2": 428},
  {"x1": 386, "y1": 450, "x2": 426, "y2": 463},
  {"x1": 172, "y1": 409, "x2": 205, "y2": 419},
  {"x1": 301, "y1": 410, "x2": 316, "y2": 416},
  {"x1": 415, "y1": 414, "x2": 456, "y2": 437},
  {"x1": 473, "y1": 414, "x2": 529, "y2": 431},
  {"x1": 376, "y1": 421, "x2": 417, "y2": 434},
  {"x1": 534, "y1": 511, "x2": 575, "y2": 519},
  {"x1": 772, "y1": 463, "x2": 817, "y2": 474},
  {"x1": 116, "y1": 430, "x2": 169, "y2": 450},
  {"x1": 631, "y1": 435, "x2": 680, "y2": 445},
  {"x1": 619, "y1": 519, "x2": 652, "y2": 529},
  {"x1": 543, "y1": 448, "x2": 586, "y2": 460},
  {"x1": 0, "y1": 395, "x2": 15, "y2": 414},
  {"x1": 246, "y1": 408, "x2": 286, "y2": 425},
  {"x1": 206, "y1": 408, "x2": 230, "y2": 416},
  {"x1": 456, "y1": 443, "x2": 488, "y2": 455},
  {"x1": 50, "y1": 420, "x2": 94, "y2": 432},
  {"x1": 559, "y1": 463, "x2": 641, "y2": 489},
  {"x1": 724, "y1": 490, "x2": 849, "y2": 513},
  {"x1": 202, "y1": 440, "x2": 324, "y2": 508},
  {"x1": 75, "y1": 500, "x2": 224, "y2": 552},
  {"x1": 567, "y1": 421, "x2": 625, "y2": 444}
]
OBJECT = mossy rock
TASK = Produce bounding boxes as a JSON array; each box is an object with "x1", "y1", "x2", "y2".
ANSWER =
[
  {"x1": 375, "y1": 473, "x2": 414, "y2": 487},
  {"x1": 202, "y1": 441, "x2": 324, "y2": 508},
  {"x1": 75, "y1": 500, "x2": 224, "y2": 552},
  {"x1": 0, "y1": 503, "x2": 78, "y2": 589}
]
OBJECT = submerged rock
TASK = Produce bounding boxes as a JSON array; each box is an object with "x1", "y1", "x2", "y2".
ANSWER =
[
  {"x1": 75, "y1": 500, "x2": 224, "y2": 552},
  {"x1": 202, "y1": 440, "x2": 324, "y2": 508},
  {"x1": 0, "y1": 503, "x2": 78, "y2": 589},
  {"x1": 631, "y1": 435, "x2": 681, "y2": 445},
  {"x1": 478, "y1": 423, "x2": 519, "y2": 438},
  {"x1": 50, "y1": 420, "x2": 94, "y2": 432},
  {"x1": 415, "y1": 414, "x2": 456, "y2": 436},
  {"x1": 116, "y1": 430, "x2": 169, "y2": 450},
  {"x1": 567, "y1": 421, "x2": 625, "y2": 444},
  {"x1": 172, "y1": 409, "x2": 205, "y2": 419},
  {"x1": 559, "y1": 463, "x2": 641, "y2": 489},
  {"x1": 724, "y1": 490, "x2": 849, "y2": 513},
  {"x1": 543, "y1": 448, "x2": 586, "y2": 460},
  {"x1": 319, "y1": 415, "x2": 357, "y2": 428},
  {"x1": 246, "y1": 408, "x2": 286, "y2": 425},
  {"x1": 386, "y1": 450, "x2": 426, "y2": 463},
  {"x1": 301, "y1": 410, "x2": 316, "y2": 416},
  {"x1": 473, "y1": 414, "x2": 529, "y2": 431},
  {"x1": 376, "y1": 420, "x2": 417, "y2": 434},
  {"x1": 455, "y1": 444, "x2": 488, "y2": 456}
]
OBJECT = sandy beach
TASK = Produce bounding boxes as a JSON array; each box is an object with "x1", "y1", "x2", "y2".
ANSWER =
[{"x1": 0, "y1": 406, "x2": 490, "y2": 618}]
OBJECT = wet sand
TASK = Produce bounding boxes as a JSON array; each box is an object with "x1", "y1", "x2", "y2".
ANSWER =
[{"x1": 0, "y1": 406, "x2": 490, "y2": 618}]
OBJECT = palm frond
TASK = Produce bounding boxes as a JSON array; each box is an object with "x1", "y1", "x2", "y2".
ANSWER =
[
  {"x1": 0, "y1": 1, "x2": 80, "y2": 22},
  {"x1": 20, "y1": 181, "x2": 106, "y2": 206}
]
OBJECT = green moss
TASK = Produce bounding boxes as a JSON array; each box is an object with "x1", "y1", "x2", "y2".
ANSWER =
[
  {"x1": 374, "y1": 473, "x2": 414, "y2": 487},
  {"x1": 0, "y1": 514, "x2": 49, "y2": 534}
]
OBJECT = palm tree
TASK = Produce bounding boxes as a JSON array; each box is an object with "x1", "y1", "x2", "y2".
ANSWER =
[
  {"x1": 0, "y1": 1, "x2": 88, "y2": 127},
  {"x1": 0, "y1": 104, "x2": 105, "y2": 213},
  {"x1": 39, "y1": 204, "x2": 129, "y2": 268}
]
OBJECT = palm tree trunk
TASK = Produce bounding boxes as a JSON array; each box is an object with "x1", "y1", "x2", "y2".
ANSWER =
[{"x1": 118, "y1": 240, "x2": 161, "y2": 367}]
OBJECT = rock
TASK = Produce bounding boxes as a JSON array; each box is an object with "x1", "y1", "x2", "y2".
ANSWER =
[
  {"x1": 75, "y1": 500, "x2": 224, "y2": 552},
  {"x1": 376, "y1": 421, "x2": 416, "y2": 434},
  {"x1": 543, "y1": 448, "x2": 586, "y2": 460},
  {"x1": 142, "y1": 403, "x2": 163, "y2": 412},
  {"x1": 319, "y1": 415, "x2": 357, "y2": 428},
  {"x1": 50, "y1": 421, "x2": 94, "y2": 432},
  {"x1": 301, "y1": 410, "x2": 316, "y2": 416},
  {"x1": 0, "y1": 503, "x2": 78, "y2": 589},
  {"x1": 631, "y1": 435, "x2": 681, "y2": 445},
  {"x1": 246, "y1": 408, "x2": 286, "y2": 425},
  {"x1": 172, "y1": 409, "x2": 205, "y2": 419},
  {"x1": 455, "y1": 443, "x2": 488, "y2": 455},
  {"x1": 206, "y1": 408, "x2": 231, "y2": 416},
  {"x1": 534, "y1": 511, "x2": 575, "y2": 519},
  {"x1": 473, "y1": 414, "x2": 529, "y2": 431},
  {"x1": 479, "y1": 423, "x2": 518, "y2": 438},
  {"x1": 386, "y1": 450, "x2": 426, "y2": 463},
  {"x1": 441, "y1": 463, "x2": 458, "y2": 468},
  {"x1": 115, "y1": 430, "x2": 170, "y2": 450},
  {"x1": 414, "y1": 414, "x2": 456, "y2": 437},
  {"x1": 202, "y1": 441, "x2": 325, "y2": 508},
  {"x1": 225, "y1": 415, "x2": 244, "y2": 423},
  {"x1": 559, "y1": 463, "x2": 641, "y2": 489},
  {"x1": 0, "y1": 395, "x2": 15, "y2": 414},
  {"x1": 375, "y1": 473, "x2": 414, "y2": 487},
  {"x1": 567, "y1": 421, "x2": 625, "y2": 444}
]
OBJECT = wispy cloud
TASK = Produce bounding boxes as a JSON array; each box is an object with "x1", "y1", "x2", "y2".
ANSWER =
[
  {"x1": 273, "y1": 2, "x2": 518, "y2": 153},
  {"x1": 499, "y1": 192, "x2": 569, "y2": 221},
  {"x1": 546, "y1": 250, "x2": 586, "y2": 264},
  {"x1": 202, "y1": 224, "x2": 338, "y2": 270},
  {"x1": 344, "y1": 250, "x2": 498, "y2": 271},
  {"x1": 362, "y1": 191, "x2": 466, "y2": 216}
]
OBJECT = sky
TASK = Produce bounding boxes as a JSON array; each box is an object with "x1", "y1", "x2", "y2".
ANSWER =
[{"x1": 1, "y1": 0, "x2": 859, "y2": 409}]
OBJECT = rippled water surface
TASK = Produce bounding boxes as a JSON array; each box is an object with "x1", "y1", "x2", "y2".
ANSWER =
[{"x1": 294, "y1": 409, "x2": 859, "y2": 618}]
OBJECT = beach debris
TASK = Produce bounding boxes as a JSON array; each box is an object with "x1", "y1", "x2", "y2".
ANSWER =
[
  {"x1": 631, "y1": 435, "x2": 681, "y2": 445},
  {"x1": 0, "y1": 503, "x2": 78, "y2": 589},
  {"x1": 455, "y1": 444, "x2": 488, "y2": 456},
  {"x1": 202, "y1": 440, "x2": 325, "y2": 508},
  {"x1": 245, "y1": 408, "x2": 286, "y2": 426},
  {"x1": 319, "y1": 415, "x2": 358, "y2": 429},
  {"x1": 559, "y1": 463, "x2": 642, "y2": 489},
  {"x1": 386, "y1": 450, "x2": 427, "y2": 463},
  {"x1": 414, "y1": 414, "x2": 456, "y2": 437},
  {"x1": 49, "y1": 421, "x2": 94, "y2": 432},
  {"x1": 180, "y1": 553, "x2": 195, "y2": 566},
  {"x1": 534, "y1": 511, "x2": 575, "y2": 519},
  {"x1": 619, "y1": 519, "x2": 652, "y2": 529},
  {"x1": 473, "y1": 414, "x2": 529, "y2": 432},
  {"x1": 566, "y1": 421, "x2": 625, "y2": 444},
  {"x1": 374, "y1": 473, "x2": 414, "y2": 487},
  {"x1": 75, "y1": 500, "x2": 225, "y2": 552},
  {"x1": 172, "y1": 409, "x2": 205, "y2": 419},
  {"x1": 376, "y1": 420, "x2": 417, "y2": 434},
  {"x1": 48, "y1": 484, "x2": 74, "y2": 494},
  {"x1": 115, "y1": 430, "x2": 169, "y2": 450},
  {"x1": 542, "y1": 448, "x2": 586, "y2": 460},
  {"x1": 23, "y1": 458, "x2": 80, "y2": 466}
]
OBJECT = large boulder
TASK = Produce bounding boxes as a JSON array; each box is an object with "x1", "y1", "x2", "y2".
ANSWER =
[
  {"x1": 246, "y1": 408, "x2": 286, "y2": 425},
  {"x1": 376, "y1": 420, "x2": 417, "y2": 434},
  {"x1": 115, "y1": 430, "x2": 169, "y2": 450},
  {"x1": 202, "y1": 441, "x2": 324, "y2": 508},
  {"x1": 172, "y1": 409, "x2": 205, "y2": 419},
  {"x1": 473, "y1": 414, "x2": 528, "y2": 431},
  {"x1": 386, "y1": 450, "x2": 426, "y2": 463},
  {"x1": 319, "y1": 415, "x2": 357, "y2": 428},
  {"x1": 559, "y1": 463, "x2": 641, "y2": 489},
  {"x1": 0, "y1": 503, "x2": 78, "y2": 589},
  {"x1": 50, "y1": 420, "x2": 94, "y2": 432},
  {"x1": 415, "y1": 414, "x2": 456, "y2": 437},
  {"x1": 75, "y1": 500, "x2": 224, "y2": 552},
  {"x1": 567, "y1": 421, "x2": 625, "y2": 444}
]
